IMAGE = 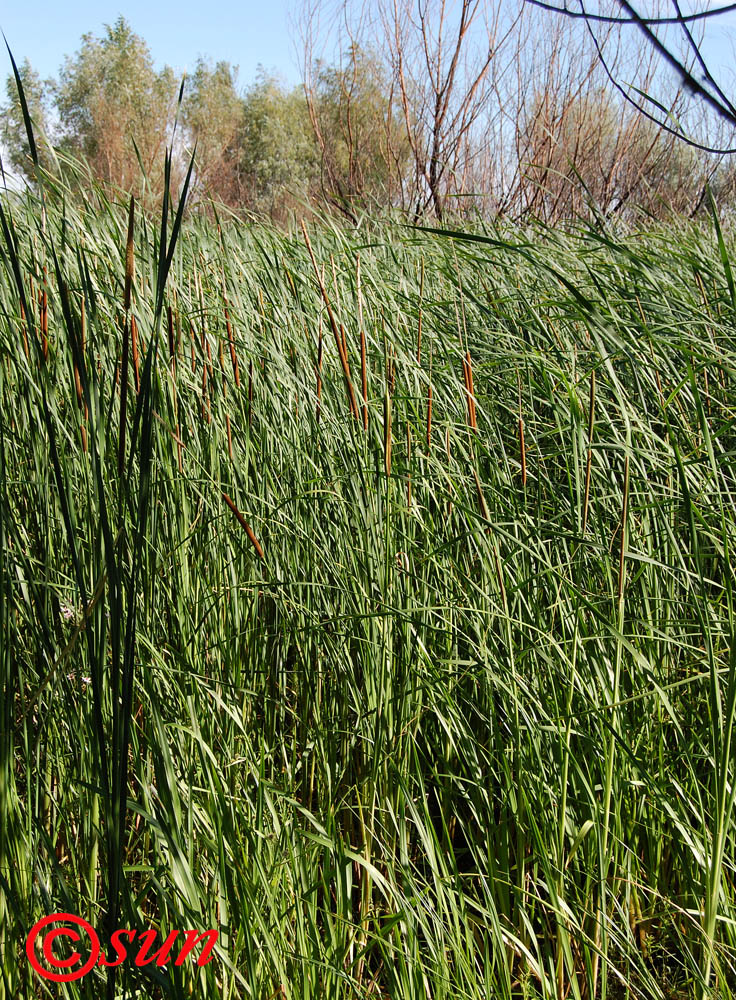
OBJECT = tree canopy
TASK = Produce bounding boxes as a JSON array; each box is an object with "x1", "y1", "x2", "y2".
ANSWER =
[
  {"x1": 55, "y1": 17, "x2": 179, "y2": 193},
  {"x1": 2, "y1": 6, "x2": 729, "y2": 223},
  {"x1": 1, "y1": 59, "x2": 52, "y2": 182}
]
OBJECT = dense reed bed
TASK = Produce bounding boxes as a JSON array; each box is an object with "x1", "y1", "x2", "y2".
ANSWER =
[{"x1": 1, "y1": 177, "x2": 735, "y2": 999}]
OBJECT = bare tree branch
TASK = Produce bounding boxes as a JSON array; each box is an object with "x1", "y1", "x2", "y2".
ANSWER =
[{"x1": 525, "y1": 0, "x2": 736, "y2": 25}]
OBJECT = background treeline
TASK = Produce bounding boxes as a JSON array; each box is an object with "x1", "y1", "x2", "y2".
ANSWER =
[{"x1": 3, "y1": 0, "x2": 736, "y2": 224}]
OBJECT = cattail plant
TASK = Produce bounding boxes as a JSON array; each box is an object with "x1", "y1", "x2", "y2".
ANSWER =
[
  {"x1": 219, "y1": 338, "x2": 233, "y2": 461},
  {"x1": 384, "y1": 391, "x2": 392, "y2": 477},
  {"x1": 118, "y1": 196, "x2": 134, "y2": 476},
  {"x1": 131, "y1": 316, "x2": 140, "y2": 393},
  {"x1": 617, "y1": 454, "x2": 629, "y2": 602},
  {"x1": 357, "y1": 253, "x2": 368, "y2": 431},
  {"x1": 189, "y1": 321, "x2": 196, "y2": 375},
  {"x1": 1, "y1": 128, "x2": 735, "y2": 1000},
  {"x1": 417, "y1": 257, "x2": 424, "y2": 364},
  {"x1": 20, "y1": 300, "x2": 28, "y2": 359},
  {"x1": 77, "y1": 296, "x2": 88, "y2": 452},
  {"x1": 462, "y1": 351, "x2": 477, "y2": 432},
  {"x1": 582, "y1": 369, "x2": 595, "y2": 535},
  {"x1": 223, "y1": 274, "x2": 240, "y2": 388},
  {"x1": 517, "y1": 370, "x2": 526, "y2": 487},
  {"x1": 202, "y1": 353, "x2": 210, "y2": 424},
  {"x1": 316, "y1": 310, "x2": 324, "y2": 425},
  {"x1": 40, "y1": 266, "x2": 48, "y2": 362},
  {"x1": 406, "y1": 422, "x2": 412, "y2": 507},
  {"x1": 301, "y1": 222, "x2": 359, "y2": 421},
  {"x1": 222, "y1": 492, "x2": 264, "y2": 561},
  {"x1": 426, "y1": 381, "x2": 433, "y2": 453}
]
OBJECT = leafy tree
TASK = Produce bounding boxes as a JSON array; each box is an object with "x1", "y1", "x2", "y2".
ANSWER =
[
  {"x1": 1, "y1": 59, "x2": 53, "y2": 183},
  {"x1": 239, "y1": 69, "x2": 318, "y2": 220},
  {"x1": 520, "y1": 86, "x2": 705, "y2": 221},
  {"x1": 305, "y1": 44, "x2": 410, "y2": 218},
  {"x1": 54, "y1": 16, "x2": 178, "y2": 194},
  {"x1": 182, "y1": 58, "x2": 244, "y2": 206}
]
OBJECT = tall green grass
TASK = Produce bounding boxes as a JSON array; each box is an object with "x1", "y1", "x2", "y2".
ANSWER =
[{"x1": 1, "y1": 158, "x2": 735, "y2": 999}]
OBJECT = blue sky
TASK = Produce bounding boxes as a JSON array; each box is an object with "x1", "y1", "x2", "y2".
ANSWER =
[
  {"x1": 0, "y1": 1, "x2": 734, "y2": 102},
  {"x1": 0, "y1": 0, "x2": 302, "y2": 88}
]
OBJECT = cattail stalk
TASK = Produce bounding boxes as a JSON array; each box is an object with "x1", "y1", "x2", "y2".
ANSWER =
[
  {"x1": 384, "y1": 392, "x2": 392, "y2": 477},
  {"x1": 202, "y1": 364, "x2": 210, "y2": 423},
  {"x1": 331, "y1": 256, "x2": 348, "y2": 360},
  {"x1": 167, "y1": 306, "x2": 176, "y2": 370},
  {"x1": 357, "y1": 254, "x2": 368, "y2": 431},
  {"x1": 407, "y1": 423, "x2": 412, "y2": 507},
  {"x1": 73, "y1": 336, "x2": 83, "y2": 406},
  {"x1": 426, "y1": 383, "x2": 433, "y2": 453},
  {"x1": 118, "y1": 196, "x2": 135, "y2": 476},
  {"x1": 222, "y1": 493, "x2": 264, "y2": 561},
  {"x1": 168, "y1": 306, "x2": 183, "y2": 471},
  {"x1": 519, "y1": 417, "x2": 526, "y2": 487},
  {"x1": 582, "y1": 370, "x2": 595, "y2": 535},
  {"x1": 618, "y1": 455, "x2": 629, "y2": 601},
  {"x1": 226, "y1": 413, "x2": 233, "y2": 460},
  {"x1": 248, "y1": 360, "x2": 254, "y2": 428},
  {"x1": 29, "y1": 274, "x2": 35, "y2": 356},
  {"x1": 360, "y1": 329, "x2": 368, "y2": 431},
  {"x1": 131, "y1": 316, "x2": 140, "y2": 393},
  {"x1": 340, "y1": 323, "x2": 348, "y2": 362},
  {"x1": 316, "y1": 311, "x2": 324, "y2": 424},
  {"x1": 301, "y1": 222, "x2": 359, "y2": 420},
  {"x1": 493, "y1": 541, "x2": 507, "y2": 609},
  {"x1": 219, "y1": 340, "x2": 233, "y2": 461},
  {"x1": 446, "y1": 427, "x2": 453, "y2": 516},
  {"x1": 124, "y1": 198, "x2": 135, "y2": 313},
  {"x1": 40, "y1": 267, "x2": 48, "y2": 362},
  {"x1": 20, "y1": 301, "x2": 29, "y2": 359},
  {"x1": 426, "y1": 344, "x2": 433, "y2": 453},
  {"x1": 417, "y1": 257, "x2": 424, "y2": 363},
  {"x1": 466, "y1": 351, "x2": 476, "y2": 430},
  {"x1": 331, "y1": 254, "x2": 340, "y2": 309},
  {"x1": 223, "y1": 277, "x2": 240, "y2": 387},
  {"x1": 473, "y1": 466, "x2": 489, "y2": 521},
  {"x1": 462, "y1": 351, "x2": 477, "y2": 431},
  {"x1": 517, "y1": 369, "x2": 526, "y2": 486},
  {"x1": 80, "y1": 297, "x2": 88, "y2": 452}
]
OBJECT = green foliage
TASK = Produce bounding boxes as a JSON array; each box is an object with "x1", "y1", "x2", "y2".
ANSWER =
[
  {"x1": 521, "y1": 87, "x2": 703, "y2": 220},
  {"x1": 238, "y1": 68, "x2": 318, "y2": 219},
  {"x1": 182, "y1": 58, "x2": 244, "y2": 205},
  {"x1": 54, "y1": 16, "x2": 178, "y2": 191},
  {"x1": 1, "y1": 164, "x2": 736, "y2": 998},
  {"x1": 309, "y1": 43, "x2": 411, "y2": 214},
  {"x1": 0, "y1": 58, "x2": 52, "y2": 182}
]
